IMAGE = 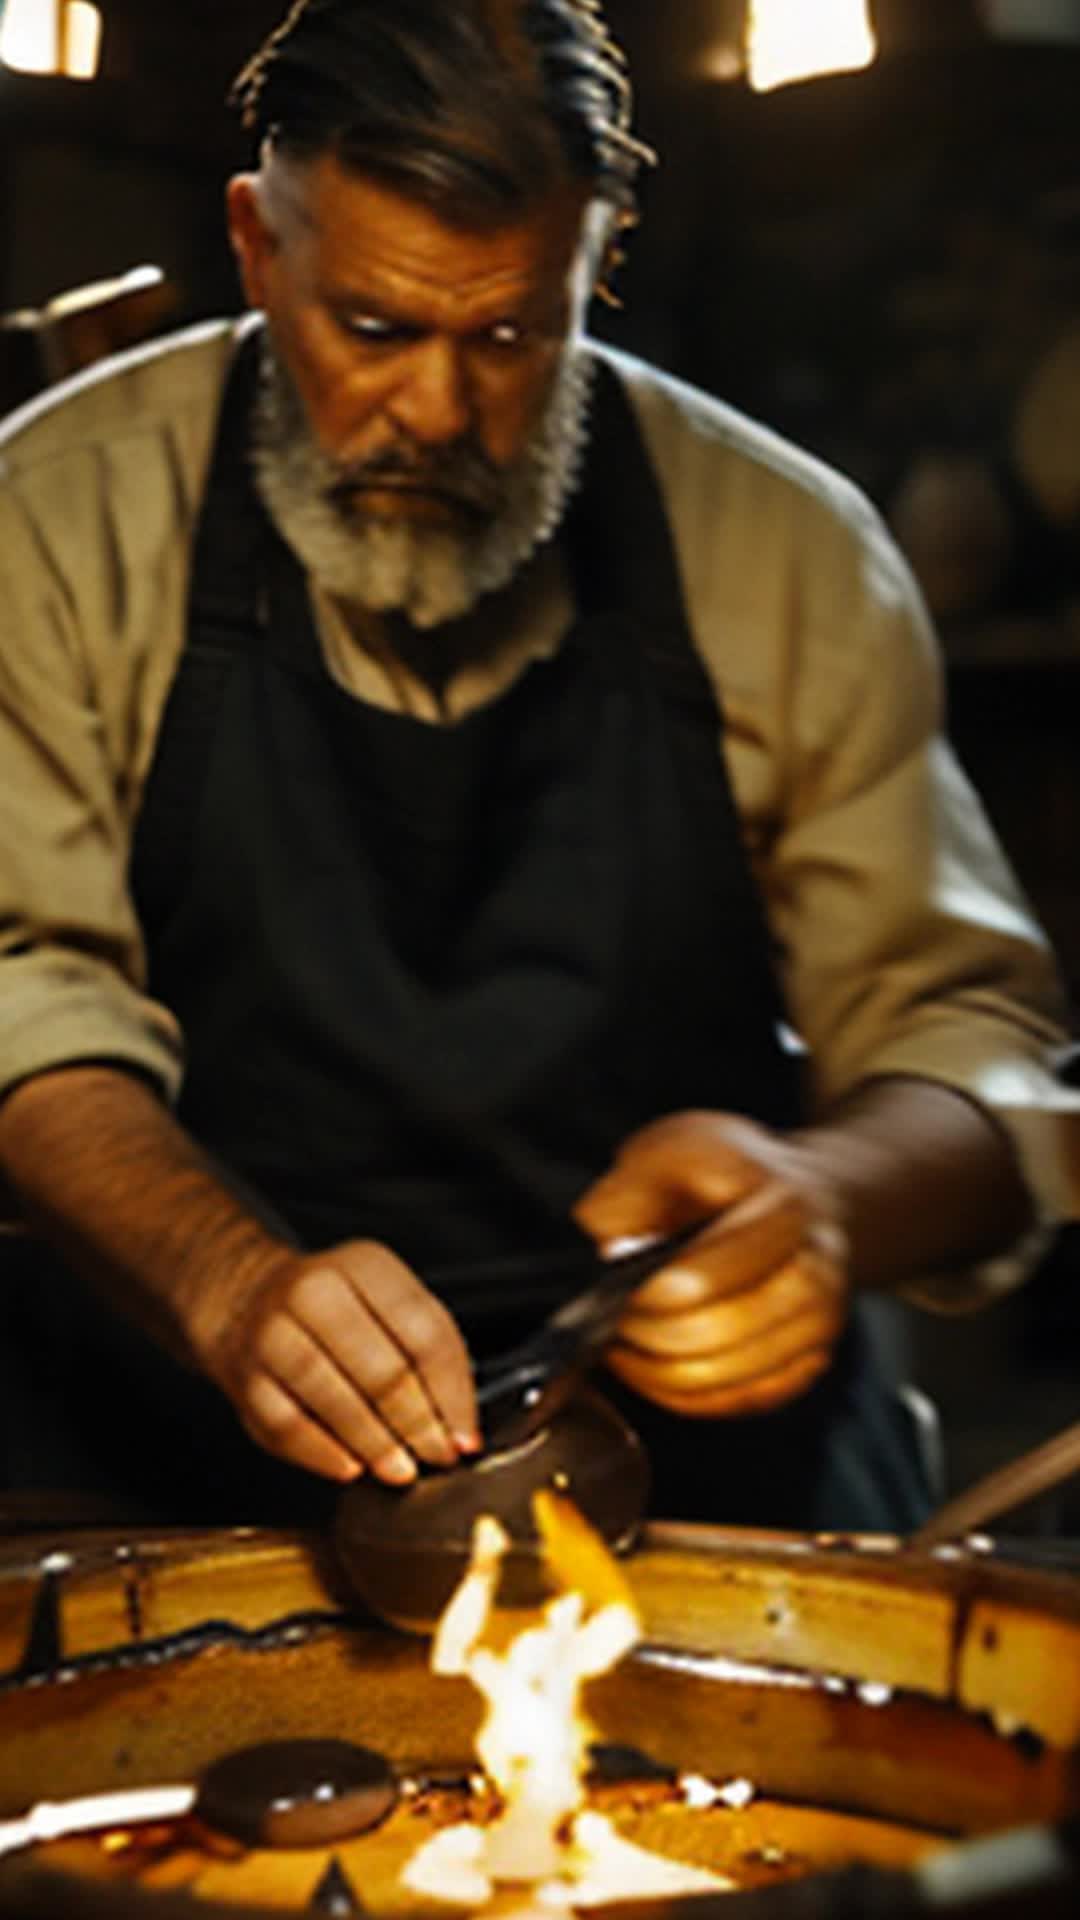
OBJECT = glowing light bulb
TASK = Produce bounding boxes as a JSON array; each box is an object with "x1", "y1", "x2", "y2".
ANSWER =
[
  {"x1": 0, "y1": 0, "x2": 101, "y2": 80},
  {"x1": 63, "y1": 0, "x2": 101, "y2": 79},
  {"x1": 747, "y1": 0, "x2": 877, "y2": 93},
  {"x1": 0, "y1": 0, "x2": 61, "y2": 74}
]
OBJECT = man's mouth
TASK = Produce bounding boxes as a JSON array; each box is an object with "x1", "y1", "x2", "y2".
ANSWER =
[
  {"x1": 328, "y1": 448, "x2": 504, "y2": 524},
  {"x1": 331, "y1": 476, "x2": 495, "y2": 528}
]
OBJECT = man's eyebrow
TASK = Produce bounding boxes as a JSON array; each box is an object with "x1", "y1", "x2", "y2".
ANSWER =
[
  {"x1": 319, "y1": 272, "x2": 437, "y2": 320},
  {"x1": 322, "y1": 285, "x2": 401, "y2": 315},
  {"x1": 321, "y1": 279, "x2": 558, "y2": 327}
]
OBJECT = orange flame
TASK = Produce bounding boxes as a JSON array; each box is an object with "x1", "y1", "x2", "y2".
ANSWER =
[{"x1": 403, "y1": 1494, "x2": 730, "y2": 1908}]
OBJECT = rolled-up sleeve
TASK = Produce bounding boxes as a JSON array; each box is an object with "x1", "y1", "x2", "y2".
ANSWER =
[
  {"x1": 0, "y1": 429, "x2": 187, "y2": 1112},
  {"x1": 625, "y1": 358, "x2": 1080, "y2": 1306},
  {"x1": 768, "y1": 505, "x2": 1076, "y2": 1302}
]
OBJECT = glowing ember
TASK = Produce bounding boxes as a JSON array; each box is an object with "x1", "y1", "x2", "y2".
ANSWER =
[{"x1": 402, "y1": 1493, "x2": 732, "y2": 1907}]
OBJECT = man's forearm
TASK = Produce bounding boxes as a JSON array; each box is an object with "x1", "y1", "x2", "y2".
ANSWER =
[
  {"x1": 0, "y1": 1064, "x2": 290, "y2": 1363},
  {"x1": 794, "y1": 1075, "x2": 1035, "y2": 1292},
  {"x1": 0, "y1": 1064, "x2": 479, "y2": 1481}
]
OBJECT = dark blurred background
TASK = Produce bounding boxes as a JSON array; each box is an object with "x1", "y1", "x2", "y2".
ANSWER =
[{"x1": 1, "y1": 0, "x2": 1078, "y2": 1528}]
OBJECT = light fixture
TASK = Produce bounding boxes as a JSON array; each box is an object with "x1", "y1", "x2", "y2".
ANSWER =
[
  {"x1": 746, "y1": 0, "x2": 877, "y2": 93},
  {"x1": 0, "y1": 0, "x2": 103, "y2": 81}
]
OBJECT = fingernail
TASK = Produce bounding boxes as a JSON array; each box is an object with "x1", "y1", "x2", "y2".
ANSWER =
[
  {"x1": 380, "y1": 1449, "x2": 418, "y2": 1485},
  {"x1": 455, "y1": 1429, "x2": 483, "y2": 1455},
  {"x1": 604, "y1": 1234, "x2": 659, "y2": 1259}
]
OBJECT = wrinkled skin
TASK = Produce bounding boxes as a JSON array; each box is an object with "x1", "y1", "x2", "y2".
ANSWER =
[{"x1": 226, "y1": 154, "x2": 597, "y2": 516}]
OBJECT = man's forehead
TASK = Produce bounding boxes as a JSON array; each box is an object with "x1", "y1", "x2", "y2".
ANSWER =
[{"x1": 260, "y1": 149, "x2": 596, "y2": 278}]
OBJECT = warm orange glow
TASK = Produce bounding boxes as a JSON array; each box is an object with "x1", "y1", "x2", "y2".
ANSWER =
[
  {"x1": 0, "y1": 0, "x2": 101, "y2": 79},
  {"x1": 62, "y1": 0, "x2": 101, "y2": 79},
  {"x1": 747, "y1": 0, "x2": 877, "y2": 92},
  {"x1": 403, "y1": 1494, "x2": 731, "y2": 1907},
  {"x1": 700, "y1": 43, "x2": 743, "y2": 82}
]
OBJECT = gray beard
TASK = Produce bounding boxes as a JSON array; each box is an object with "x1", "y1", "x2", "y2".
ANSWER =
[{"x1": 251, "y1": 333, "x2": 594, "y2": 630}]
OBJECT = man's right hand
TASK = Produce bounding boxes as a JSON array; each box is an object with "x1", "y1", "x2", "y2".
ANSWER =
[
  {"x1": 0, "y1": 1066, "x2": 480, "y2": 1490},
  {"x1": 186, "y1": 1239, "x2": 481, "y2": 1485}
]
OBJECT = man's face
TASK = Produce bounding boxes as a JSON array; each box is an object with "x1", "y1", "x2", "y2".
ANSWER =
[{"x1": 228, "y1": 154, "x2": 597, "y2": 535}]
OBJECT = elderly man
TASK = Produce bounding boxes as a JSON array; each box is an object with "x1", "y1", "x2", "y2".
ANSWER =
[{"x1": 0, "y1": 0, "x2": 1073, "y2": 1531}]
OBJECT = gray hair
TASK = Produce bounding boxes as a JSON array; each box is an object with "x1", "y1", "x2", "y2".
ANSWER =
[{"x1": 230, "y1": 0, "x2": 655, "y2": 225}]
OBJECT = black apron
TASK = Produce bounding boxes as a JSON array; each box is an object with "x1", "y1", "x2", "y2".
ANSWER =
[{"x1": 0, "y1": 337, "x2": 929, "y2": 1531}]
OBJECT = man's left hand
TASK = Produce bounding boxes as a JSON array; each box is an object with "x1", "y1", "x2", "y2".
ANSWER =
[{"x1": 574, "y1": 1111, "x2": 850, "y2": 1418}]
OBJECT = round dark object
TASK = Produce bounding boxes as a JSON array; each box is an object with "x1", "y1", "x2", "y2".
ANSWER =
[
  {"x1": 335, "y1": 1387, "x2": 650, "y2": 1631},
  {"x1": 586, "y1": 1742, "x2": 677, "y2": 1785},
  {"x1": 195, "y1": 1739, "x2": 397, "y2": 1849}
]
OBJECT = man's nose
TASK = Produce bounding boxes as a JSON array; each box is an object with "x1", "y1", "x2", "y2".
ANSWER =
[{"x1": 386, "y1": 337, "x2": 473, "y2": 447}]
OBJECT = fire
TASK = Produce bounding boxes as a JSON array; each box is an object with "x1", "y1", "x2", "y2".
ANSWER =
[{"x1": 402, "y1": 1492, "x2": 731, "y2": 1909}]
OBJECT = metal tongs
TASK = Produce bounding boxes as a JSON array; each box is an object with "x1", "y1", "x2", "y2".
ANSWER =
[{"x1": 473, "y1": 1217, "x2": 709, "y2": 1452}]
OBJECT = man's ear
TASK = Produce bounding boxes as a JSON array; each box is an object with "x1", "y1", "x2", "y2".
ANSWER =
[{"x1": 225, "y1": 174, "x2": 275, "y2": 309}]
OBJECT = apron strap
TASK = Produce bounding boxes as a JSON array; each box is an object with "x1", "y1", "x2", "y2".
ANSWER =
[
  {"x1": 131, "y1": 333, "x2": 266, "y2": 937},
  {"x1": 567, "y1": 358, "x2": 723, "y2": 726}
]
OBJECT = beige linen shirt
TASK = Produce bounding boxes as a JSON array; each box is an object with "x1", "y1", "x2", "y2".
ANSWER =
[{"x1": 0, "y1": 318, "x2": 1075, "y2": 1304}]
